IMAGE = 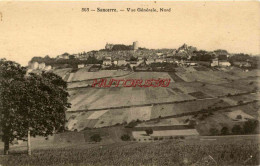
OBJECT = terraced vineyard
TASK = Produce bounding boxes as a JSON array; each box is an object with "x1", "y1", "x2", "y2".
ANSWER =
[{"x1": 62, "y1": 68, "x2": 259, "y2": 132}]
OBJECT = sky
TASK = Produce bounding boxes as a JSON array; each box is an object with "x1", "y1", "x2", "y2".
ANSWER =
[{"x1": 0, "y1": 1, "x2": 259, "y2": 66}]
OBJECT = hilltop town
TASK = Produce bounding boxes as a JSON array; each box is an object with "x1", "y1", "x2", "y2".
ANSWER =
[{"x1": 28, "y1": 42, "x2": 259, "y2": 73}]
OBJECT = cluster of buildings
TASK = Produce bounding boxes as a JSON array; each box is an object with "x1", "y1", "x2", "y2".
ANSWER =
[
  {"x1": 211, "y1": 58, "x2": 231, "y2": 67},
  {"x1": 101, "y1": 55, "x2": 233, "y2": 69},
  {"x1": 102, "y1": 56, "x2": 143, "y2": 68},
  {"x1": 28, "y1": 62, "x2": 52, "y2": 71},
  {"x1": 46, "y1": 42, "x2": 253, "y2": 71},
  {"x1": 233, "y1": 61, "x2": 251, "y2": 68}
]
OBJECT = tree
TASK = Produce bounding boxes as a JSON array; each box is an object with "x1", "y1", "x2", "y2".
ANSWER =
[
  {"x1": 129, "y1": 56, "x2": 138, "y2": 61},
  {"x1": 145, "y1": 129, "x2": 153, "y2": 136},
  {"x1": 0, "y1": 59, "x2": 27, "y2": 155},
  {"x1": 125, "y1": 120, "x2": 138, "y2": 128},
  {"x1": 121, "y1": 134, "x2": 130, "y2": 141},
  {"x1": 192, "y1": 50, "x2": 213, "y2": 62},
  {"x1": 221, "y1": 127, "x2": 229, "y2": 135},
  {"x1": 236, "y1": 115, "x2": 242, "y2": 120},
  {"x1": 90, "y1": 134, "x2": 102, "y2": 142},
  {"x1": 0, "y1": 59, "x2": 70, "y2": 155},
  {"x1": 209, "y1": 128, "x2": 219, "y2": 136},
  {"x1": 218, "y1": 54, "x2": 227, "y2": 60},
  {"x1": 243, "y1": 119, "x2": 259, "y2": 134},
  {"x1": 69, "y1": 55, "x2": 75, "y2": 59},
  {"x1": 232, "y1": 125, "x2": 242, "y2": 135}
]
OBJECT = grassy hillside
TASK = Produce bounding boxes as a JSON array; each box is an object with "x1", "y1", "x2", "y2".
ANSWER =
[{"x1": 0, "y1": 135, "x2": 259, "y2": 166}]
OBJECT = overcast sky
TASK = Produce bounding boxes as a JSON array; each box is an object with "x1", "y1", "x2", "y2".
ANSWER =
[{"x1": 0, "y1": 1, "x2": 259, "y2": 66}]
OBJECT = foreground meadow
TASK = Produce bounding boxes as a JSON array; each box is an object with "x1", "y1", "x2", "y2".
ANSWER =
[{"x1": 0, "y1": 139, "x2": 259, "y2": 166}]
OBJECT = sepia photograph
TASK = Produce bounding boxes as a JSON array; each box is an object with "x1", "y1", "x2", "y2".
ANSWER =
[{"x1": 0, "y1": 1, "x2": 259, "y2": 165}]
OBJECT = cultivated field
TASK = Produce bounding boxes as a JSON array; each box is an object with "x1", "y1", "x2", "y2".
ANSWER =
[
  {"x1": 51, "y1": 67, "x2": 260, "y2": 132},
  {"x1": 0, "y1": 135, "x2": 259, "y2": 166}
]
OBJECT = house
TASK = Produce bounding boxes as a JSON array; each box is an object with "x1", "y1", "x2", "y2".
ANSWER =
[
  {"x1": 103, "y1": 59, "x2": 112, "y2": 66},
  {"x1": 166, "y1": 58, "x2": 174, "y2": 63},
  {"x1": 78, "y1": 64, "x2": 85, "y2": 68},
  {"x1": 155, "y1": 58, "x2": 164, "y2": 63},
  {"x1": 211, "y1": 58, "x2": 219, "y2": 67},
  {"x1": 44, "y1": 65, "x2": 52, "y2": 71},
  {"x1": 57, "y1": 53, "x2": 69, "y2": 59},
  {"x1": 219, "y1": 61, "x2": 231, "y2": 67},
  {"x1": 187, "y1": 62, "x2": 197, "y2": 66},
  {"x1": 29, "y1": 62, "x2": 39, "y2": 69},
  {"x1": 233, "y1": 62, "x2": 251, "y2": 68},
  {"x1": 117, "y1": 59, "x2": 128, "y2": 66},
  {"x1": 105, "y1": 43, "x2": 114, "y2": 50},
  {"x1": 38, "y1": 62, "x2": 46, "y2": 70},
  {"x1": 137, "y1": 60, "x2": 143, "y2": 66},
  {"x1": 211, "y1": 58, "x2": 231, "y2": 67},
  {"x1": 73, "y1": 54, "x2": 80, "y2": 58},
  {"x1": 146, "y1": 58, "x2": 155, "y2": 65},
  {"x1": 113, "y1": 60, "x2": 118, "y2": 65},
  {"x1": 132, "y1": 128, "x2": 199, "y2": 142},
  {"x1": 129, "y1": 61, "x2": 138, "y2": 68}
]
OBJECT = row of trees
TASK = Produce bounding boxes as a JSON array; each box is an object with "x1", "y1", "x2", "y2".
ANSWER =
[
  {"x1": 210, "y1": 119, "x2": 259, "y2": 136},
  {"x1": 0, "y1": 59, "x2": 70, "y2": 155}
]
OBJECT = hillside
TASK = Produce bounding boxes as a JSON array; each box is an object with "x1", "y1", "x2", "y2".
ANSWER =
[
  {"x1": 27, "y1": 43, "x2": 260, "y2": 138},
  {"x1": 48, "y1": 64, "x2": 260, "y2": 137}
]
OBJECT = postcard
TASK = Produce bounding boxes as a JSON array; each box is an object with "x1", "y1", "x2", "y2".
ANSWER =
[{"x1": 0, "y1": 1, "x2": 259, "y2": 165}]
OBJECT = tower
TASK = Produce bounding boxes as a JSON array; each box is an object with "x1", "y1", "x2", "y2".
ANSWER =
[{"x1": 133, "y1": 41, "x2": 139, "y2": 50}]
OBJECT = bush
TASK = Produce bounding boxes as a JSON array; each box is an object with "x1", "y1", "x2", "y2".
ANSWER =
[
  {"x1": 90, "y1": 134, "x2": 102, "y2": 142},
  {"x1": 145, "y1": 129, "x2": 153, "y2": 136},
  {"x1": 121, "y1": 134, "x2": 131, "y2": 141},
  {"x1": 179, "y1": 136, "x2": 185, "y2": 139},
  {"x1": 209, "y1": 128, "x2": 219, "y2": 136},
  {"x1": 243, "y1": 119, "x2": 259, "y2": 134},
  {"x1": 188, "y1": 120, "x2": 197, "y2": 127},
  {"x1": 125, "y1": 120, "x2": 138, "y2": 128},
  {"x1": 236, "y1": 115, "x2": 242, "y2": 120},
  {"x1": 237, "y1": 101, "x2": 243, "y2": 105},
  {"x1": 232, "y1": 125, "x2": 242, "y2": 135},
  {"x1": 115, "y1": 123, "x2": 121, "y2": 126},
  {"x1": 221, "y1": 127, "x2": 229, "y2": 135}
]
